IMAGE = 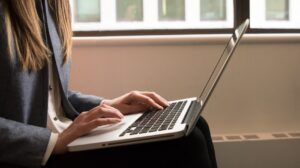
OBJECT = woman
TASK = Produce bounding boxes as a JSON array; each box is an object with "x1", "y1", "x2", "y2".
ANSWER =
[{"x1": 0, "y1": 0, "x2": 218, "y2": 167}]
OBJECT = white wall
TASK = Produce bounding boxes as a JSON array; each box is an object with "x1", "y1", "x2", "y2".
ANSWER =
[
  {"x1": 70, "y1": 34, "x2": 300, "y2": 135},
  {"x1": 70, "y1": 34, "x2": 300, "y2": 168}
]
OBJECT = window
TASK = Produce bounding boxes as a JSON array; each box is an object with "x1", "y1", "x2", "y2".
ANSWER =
[
  {"x1": 73, "y1": 0, "x2": 101, "y2": 22},
  {"x1": 116, "y1": 0, "x2": 143, "y2": 22},
  {"x1": 266, "y1": 0, "x2": 289, "y2": 21},
  {"x1": 70, "y1": 0, "x2": 300, "y2": 35},
  {"x1": 250, "y1": 0, "x2": 300, "y2": 29},
  {"x1": 200, "y1": 0, "x2": 226, "y2": 21},
  {"x1": 158, "y1": 0, "x2": 185, "y2": 21},
  {"x1": 70, "y1": 0, "x2": 234, "y2": 32}
]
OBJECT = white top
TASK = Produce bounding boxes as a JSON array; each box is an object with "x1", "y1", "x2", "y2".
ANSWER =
[
  {"x1": 42, "y1": 60, "x2": 73, "y2": 165},
  {"x1": 47, "y1": 60, "x2": 72, "y2": 133}
]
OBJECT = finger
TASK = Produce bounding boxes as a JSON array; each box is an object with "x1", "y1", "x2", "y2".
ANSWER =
[
  {"x1": 88, "y1": 104, "x2": 102, "y2": 113},
  {"x1": 130, "y1": 92, "x2": 163, "y2": 110},
  {"x1": 102, "y1": 104, "x2": 124, "y2": 119},
  {"x1": 141, "y1": 91, "x2": 169, "y2": 107},
  {"x1": 87, "y1": 105, "x2": 108, "y2": 115},
  {"x1": 94, "y1": 106, "x2": 123, "y2": 119},
  {"x1": 87, "y1": 118, "x2": 122, "y2": 130},
  {"x1": 117, "y1": 103, "x2": 147, "y2": 115},
  {"x1": 85, "y1": 105, "x2": 123, "y2": 121}
]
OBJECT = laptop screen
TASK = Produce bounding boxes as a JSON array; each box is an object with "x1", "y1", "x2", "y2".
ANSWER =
[
  {"x1": 184, "y1": 19, "x2": 249, "y2": 136},
  {"x1": 198, "y1": 19, "x2": 250, "y2": 106}
]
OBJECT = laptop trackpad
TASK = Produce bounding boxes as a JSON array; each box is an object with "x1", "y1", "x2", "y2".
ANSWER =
[{"x1": 87, "y1": 113, "x2": 142, "y2": 137}]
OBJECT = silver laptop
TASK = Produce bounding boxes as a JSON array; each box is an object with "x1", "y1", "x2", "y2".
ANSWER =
[{"x1": 68, "y1": 19, "x2": 250, "y2": 152}]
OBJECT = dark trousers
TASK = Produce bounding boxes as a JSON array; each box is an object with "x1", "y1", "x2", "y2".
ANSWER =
[{"x1": 45, "y1": 117, "x2": 218, "y2": 168}]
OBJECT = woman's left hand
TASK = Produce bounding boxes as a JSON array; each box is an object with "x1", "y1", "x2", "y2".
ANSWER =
[{"x1": 101, "y1": 91, "x2": 169, "y2": 115}]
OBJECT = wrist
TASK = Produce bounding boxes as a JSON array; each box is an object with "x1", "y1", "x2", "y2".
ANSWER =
[
  {"x1": 53, "y1": 134, "x2": 67, "y2": 154},
  {"x1": 101, "y1": 99, "x2": 113, "y2": 106},
  {"x1": 52, "y1": 131, "x2": 73, "y2": 154}
]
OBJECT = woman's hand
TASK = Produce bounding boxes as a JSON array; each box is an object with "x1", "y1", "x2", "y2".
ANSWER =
[
  {"x1": 101, "y1": 91, "x2": 169, "y2": 115},
  {"x1": 52, "y1": 91, "x2": 169, "y2": 154},
  {"x1": 53, "y1": 104, "x2": 124, "y2": 154}
]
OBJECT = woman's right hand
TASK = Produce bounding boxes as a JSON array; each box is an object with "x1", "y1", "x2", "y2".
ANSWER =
[{"x1": 52, "y1": 104, "x2": 124, "y2": 154}]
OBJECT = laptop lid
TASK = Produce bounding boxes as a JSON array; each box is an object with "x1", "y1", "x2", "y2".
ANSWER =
[{"x1": 185, "y1": 19, "x2": 250, "y2": 135}]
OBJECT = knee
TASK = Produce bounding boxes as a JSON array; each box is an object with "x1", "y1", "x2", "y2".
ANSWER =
[
  {"x1": 196, "y1": 116, "x2": 211, "y2": 132},
  {"x1": 185, "y1": 127, "x2": 207, "y2": 146}
]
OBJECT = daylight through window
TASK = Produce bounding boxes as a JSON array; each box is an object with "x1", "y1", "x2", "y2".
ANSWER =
[{"x1": 70, "y1": 0, "x2": 234, "y2": 31}]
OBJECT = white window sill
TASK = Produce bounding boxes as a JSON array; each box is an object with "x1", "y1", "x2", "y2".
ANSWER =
[{"x1": 73, "y1": 34, "x2": 300, "y2": 47}]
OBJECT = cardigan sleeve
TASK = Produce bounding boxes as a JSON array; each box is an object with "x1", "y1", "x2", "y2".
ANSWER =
[
  {"x1": 0, "y1": 117, "x2": 51, "y2": 168},
  {"x1": 67, "y1": 90, "x2": 104, "y2": 113}
]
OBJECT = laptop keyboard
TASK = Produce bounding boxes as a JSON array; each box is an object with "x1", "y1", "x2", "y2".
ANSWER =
[{"x1": 119, "y1": 100, "x2": 187, "y2": 137}]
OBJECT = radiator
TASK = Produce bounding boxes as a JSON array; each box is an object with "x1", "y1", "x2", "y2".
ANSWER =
[{"x1": 212, "y1": 132, "x2": 300, "y2": 168}]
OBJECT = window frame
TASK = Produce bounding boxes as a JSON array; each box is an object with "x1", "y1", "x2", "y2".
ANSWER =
[{"x1": 73, "y1": 0, "x2": 300, "y2": 37}]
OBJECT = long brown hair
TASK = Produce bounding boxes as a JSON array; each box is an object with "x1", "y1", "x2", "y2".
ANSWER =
[{"x1": 3, "y1": 0, "x2": 72, "y2": 71}]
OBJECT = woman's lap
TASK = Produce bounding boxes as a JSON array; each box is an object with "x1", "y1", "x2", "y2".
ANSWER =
[{"x1": 45, "y1": 117, "x2": 217, "y2": 168}]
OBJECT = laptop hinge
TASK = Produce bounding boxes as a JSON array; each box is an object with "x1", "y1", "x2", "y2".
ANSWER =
[
  {"x1": 182, "y1": 100, "x2": 201, "y2": 124},
  {"x1": 182, "y1": 100, "x2": 202, "y2": 136}
]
